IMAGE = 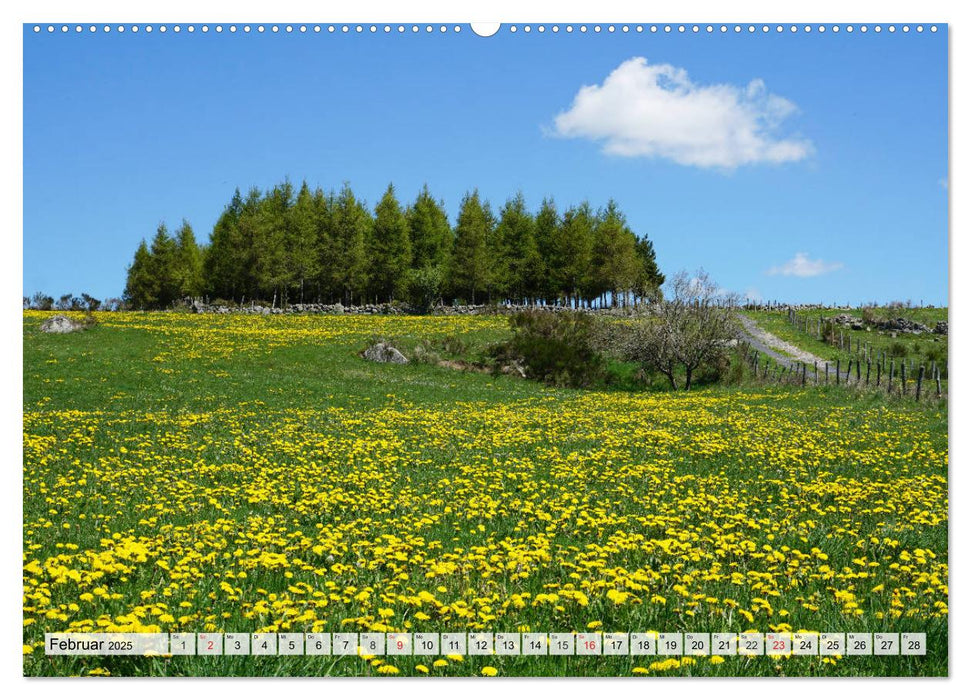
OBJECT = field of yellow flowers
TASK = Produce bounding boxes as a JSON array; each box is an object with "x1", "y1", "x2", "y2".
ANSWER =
[{"x1": 22, "y1": 312, "x2": 948, "y2": 676}]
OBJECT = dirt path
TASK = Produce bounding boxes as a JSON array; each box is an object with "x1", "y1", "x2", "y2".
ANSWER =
[{"x1": 736, "y1": 314, "x2": 830, "y2": 369}]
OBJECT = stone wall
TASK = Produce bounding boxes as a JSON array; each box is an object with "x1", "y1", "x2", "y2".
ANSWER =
[{"x1": 188, "y1": 301, "x2": 646, "y2": 317}]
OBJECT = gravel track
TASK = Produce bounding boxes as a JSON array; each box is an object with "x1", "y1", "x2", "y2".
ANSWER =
[{"x1": 736, "y1": 314, "x2": 830, "y2": 369}]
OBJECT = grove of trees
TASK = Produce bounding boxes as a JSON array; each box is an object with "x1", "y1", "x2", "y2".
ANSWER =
[{"x1": 123, "y1": 180, "x2": 665, "y2": 311}]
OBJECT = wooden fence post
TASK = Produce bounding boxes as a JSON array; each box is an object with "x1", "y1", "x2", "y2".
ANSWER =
[
  {"x1": 866, "y1": 360, "x2": 871, "y2": 386},
  {"x1": 855, "y1": 358, "x2": 861, "y2": 383},
  {"x1": 814, "y1": 361, "x2": 818, "y2": 384},
  {"x1": 916, "y1": 366, "x2": 925, "y2": 401},
  {"x1": 876, "y1": 361, "x2": 881, "y2": 387},
  {"x1": 901, "y1": 362, "x2": 907, "y2": 396},
  {"x1": 836, "y1": 359, "x2": 841, "y2": 385},
  {"x1": 825, "y1": 363, "x2": 829, "y2": 384},
  {"x1": 888, "y1": 361, "x2": 895, "y2": 394}
]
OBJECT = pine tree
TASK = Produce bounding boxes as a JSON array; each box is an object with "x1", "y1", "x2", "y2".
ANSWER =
[
  {"x1": 311, "y1": 187, "x2": 336, "y2": 303},
  {"x1": 405, "y1": 185, "x2": 451, "y2": 309},
  {"x1": 124, "y1": 239, "x2": 157, "y2": 309},
  {"x1": 591, "y1": 201, "x2": 640, "y2": 307},
  {"x1": 449, "y1": 191, "x2": 493, "y2": 304},
  {"x1": 253, "y1": 180, "x2": 295, "y2": 305},
  {"x1": 407, "y1": 185, "x2": 452, "y2": 271},
  {"x1": 495, "y1": 193, "x2": 542, "y2": 303},
  {"x1": 634, "y1": 235, "x2": 665, "y2": 302},
  {"x1": 551, "y1": 202, "x2": 594, "y2": 307},
  {"x1": 369, "y1": 184, "x2": 412, "y2": 303},
  {"x1": 148, "y1": 223, "x2": 180, "y2": 308},
  {"x1": 173, "y1": 219, "x2": 204, "y2": 298},
  {"x1": 331, "y1": 183, "x2": 370, "y2": 305},
  {"x1": 235, "y1": 188, "x2": 264, "y2": 302},
  {"x1": 289, "y1": 182, "x2": 322, "y2": 304},
  {"x1": 204, "y1": 188, "x2": 246, "y2": 301},
  {"x1": 532, "y1": 198, "x2": 559, "y2": 304}
]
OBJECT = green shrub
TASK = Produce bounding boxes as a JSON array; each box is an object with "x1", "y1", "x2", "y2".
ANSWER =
[
  {"x1": 410, "y1": 341, "x2": 441, "y2": 365},
  {"x1": 861, "y1": 306, "x2": 880, "y2": 325},
  {"x1": 407, "y1": 266, "x2": 443, "y2": 314},
  {"x1": 491, "y1": 311, "x2": 605, "y2": 388},
  {"x1": 888, "y1": 340, "x2": 908, "y2": 358},
  {"x1": 722, "y1": 347, "x2": 748, "y2": 385},
  {"x1": 921, "y1": 342, "x2": 947, "y2": 368},
  {"x1": 439, "y1": 335, "x2": 468, "y2": 356},
  {"x1": 80, "y1": 310, "x2": 99, "y2": 329}
]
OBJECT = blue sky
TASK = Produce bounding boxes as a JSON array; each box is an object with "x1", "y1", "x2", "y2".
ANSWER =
[{"x1": 23, "y1": 24, "x2": 948, "y2": 304}]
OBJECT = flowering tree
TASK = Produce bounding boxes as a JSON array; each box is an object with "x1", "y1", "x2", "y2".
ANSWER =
[{"x1": 621, "y1": 269, "x2": 740, "y2": 390}]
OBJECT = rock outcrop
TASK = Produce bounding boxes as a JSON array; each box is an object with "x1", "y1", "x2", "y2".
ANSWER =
[
  {"x1": 362, "y1": 342, "x2": 409, "y2": 364},
  {"x1": 39, "y1": 315, "x2": 83, "y2": 334}
]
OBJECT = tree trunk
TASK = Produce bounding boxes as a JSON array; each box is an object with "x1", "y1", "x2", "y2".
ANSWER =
[{"x1": 663, "y1": 368, "x2": 677, "y2": 390}]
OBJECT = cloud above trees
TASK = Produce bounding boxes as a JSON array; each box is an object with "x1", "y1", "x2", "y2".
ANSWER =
[{"x1": 551, "y1": 57, "x2": 812, "y2": 170}]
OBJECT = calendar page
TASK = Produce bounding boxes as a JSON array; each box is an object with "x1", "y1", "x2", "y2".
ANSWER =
[{"x1": 20, "y1": 3, "x2": 950, "y2": 684}]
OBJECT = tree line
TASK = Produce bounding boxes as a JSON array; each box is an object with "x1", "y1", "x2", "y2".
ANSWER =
[
  {"x1": 122, "y1": 180, "x2": 665, "y2": 310},
  {"x1": 24, "y1": 292, "x2": 118, "y2": 312}
]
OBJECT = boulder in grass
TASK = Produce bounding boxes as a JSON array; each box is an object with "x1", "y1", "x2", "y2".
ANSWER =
[
  {"x1": 40, "y1": 315, "x2": 83, "y2": 334},
  {"x1": 362, "y1": 342, "x2": 408, "y2": 364}
]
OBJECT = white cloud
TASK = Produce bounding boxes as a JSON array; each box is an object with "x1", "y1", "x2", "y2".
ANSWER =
[
  {"x1": 744, "y1": 287, "x2": 763, "y2": 302},
  {"x1": 551, "y1": 57, "x2": 812, "y2": 170},
  {"x1": 767, "y1": 252, "x2": 843, "y2": 278}
]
